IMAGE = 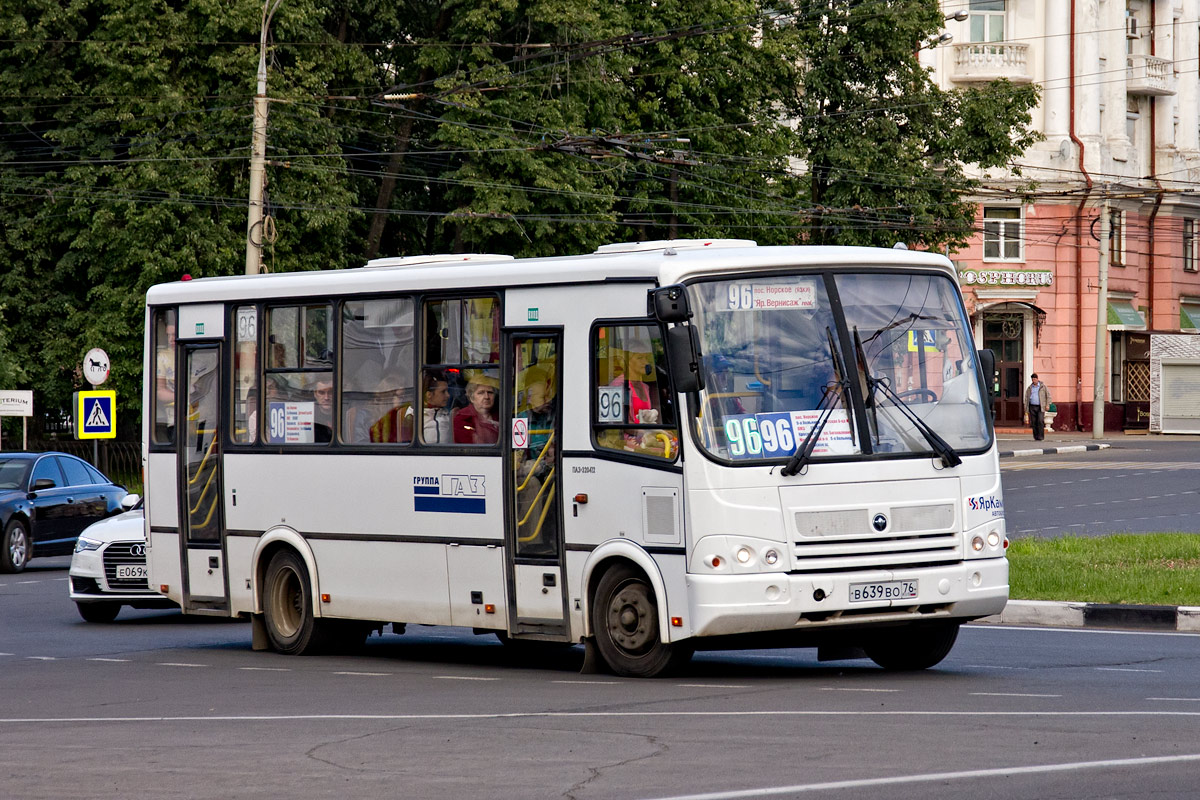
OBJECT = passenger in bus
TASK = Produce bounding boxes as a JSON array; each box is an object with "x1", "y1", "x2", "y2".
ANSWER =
[
  {"x1": 421, "y1": 371, "x2": 453, "y2": 444},
  {"x1": 312, "y1": 376, "x2": 334, "y2": 443},
  {"x1": 155, "y1": 321, "x2": 176, "y2": 442},
  {"x1": 368, "y1": 378, "x2": 414, "y2": 443},
  {"x1": 453, "y1": 374, "x2": 499, "y2": 444}
]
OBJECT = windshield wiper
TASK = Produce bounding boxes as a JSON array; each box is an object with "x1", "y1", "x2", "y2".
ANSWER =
[
  {"x1": 852, "y1": 328, "x2": 962, "y2": 468},
  {"x1": 781, "y1": 328, "x2": 846, "y2": 477}
]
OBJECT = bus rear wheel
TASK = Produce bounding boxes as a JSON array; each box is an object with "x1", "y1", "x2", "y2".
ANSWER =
[
  {"x1": 591, "y1": 563, "x2": 692, "y2": 678},
  {"x1": 262, "y1": 550, "x2": 332, "y2": 655},
  {"x1": 863, "y1": 621, "x2": 960, "y2": 671}
]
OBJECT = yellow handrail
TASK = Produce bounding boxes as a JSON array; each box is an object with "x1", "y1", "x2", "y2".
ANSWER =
[
  {"x1": 516, "y1": 431, "x2": 555, "y2": 493},
  {"x1": 186, "y1": 434, "x2": 218, "y2": 487},
  {"x1": 518, "y1": 484, "x2": 556, "y2": 543},
  {"x1": 517, "y1": 467, "x2": 555, "y2": 529}
]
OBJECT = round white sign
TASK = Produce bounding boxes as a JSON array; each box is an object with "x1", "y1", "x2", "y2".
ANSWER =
[{"x1": 83, "y1": 348, "x2": 110, "y2": 386}]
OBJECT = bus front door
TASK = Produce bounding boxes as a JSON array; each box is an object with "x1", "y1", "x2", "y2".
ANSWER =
[
  {"x1": 505, "y1": 332, "x2": 567, "y2": 637},
  {"x1": 177, "y1": 344, "x2": 229, "y2": 612}
]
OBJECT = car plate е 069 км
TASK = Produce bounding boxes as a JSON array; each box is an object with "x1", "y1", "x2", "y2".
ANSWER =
[
  {"x1": 849, "y1": 580, "x2": 918, "y2": 603},
  {"x1": 115, "y1": 565, "x2": 148, "y2": 580}
]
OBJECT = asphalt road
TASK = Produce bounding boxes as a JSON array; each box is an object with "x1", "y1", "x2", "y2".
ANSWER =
[
  {"x1": 1001, "y1": 439, "x2": 1200, "y2": 538},
  {"x1": 3, "y1": 560, "x2": 1200, "y2": 799}
]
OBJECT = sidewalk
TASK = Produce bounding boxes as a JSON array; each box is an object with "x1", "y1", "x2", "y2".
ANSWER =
[{"x1": 981, "y1": 426, "x2": 1200, "y2": 633}]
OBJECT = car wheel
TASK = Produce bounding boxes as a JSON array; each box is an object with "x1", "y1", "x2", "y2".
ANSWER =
[
  {"x1": 863, "y1": 622, "x2": 961, "y2": 671},
  {"x1": 262, "y1": 549, "x2": 333, "y2": 655},
  {"x1": 1, "y1": 519, "x2": 30, "y2": 574},
  {"x1": 591, "y1": 563, "x2": 692, "y2": 678},
  {"x1": 76, "y1": 602, "x2": 121, "y2": 623}
]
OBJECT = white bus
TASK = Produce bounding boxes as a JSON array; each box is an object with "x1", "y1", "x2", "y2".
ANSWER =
[{"x1": 142, "y1": 240, "x2": 1007, "y2": 677}]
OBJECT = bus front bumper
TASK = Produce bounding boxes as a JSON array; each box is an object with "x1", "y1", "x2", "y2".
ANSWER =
[{"x1": 684, "y1": 558, "x2": 1008, "y2": 638}]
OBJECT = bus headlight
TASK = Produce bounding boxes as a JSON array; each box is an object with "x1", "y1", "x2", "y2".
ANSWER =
[
  {"x1": 691, "y1": 536, "x2": 788, "y2": 574},
  {"x1": 736, "y1": 547, "x2": 753, "y2": 564},
  {"x1": 971, "y1": 536, "x2": 985, "y2": 552},
  {"x1": 764, "y1": 549, "x2": 779, "y2": 566}
]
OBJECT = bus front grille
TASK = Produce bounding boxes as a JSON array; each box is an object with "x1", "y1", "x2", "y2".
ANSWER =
[{"x1": 792, "y1": 505, "x2": 960, "y2": 570}]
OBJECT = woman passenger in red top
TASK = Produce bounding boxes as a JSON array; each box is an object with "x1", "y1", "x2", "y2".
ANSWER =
[{"x1": 453, "y1": 378, "x2": 500, "y2": 444}]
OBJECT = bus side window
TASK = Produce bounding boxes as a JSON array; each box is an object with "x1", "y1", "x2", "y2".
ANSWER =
[
  {"x1": 152, "y1": 308, "x2": 177, "y2": 445},
  {"x1": 263, "y1": 303, "x2": 334, "y2": 445},
  {"x1": 421, "y1": 296, "x2": 501, "y2": 446},
  {"x1": 592, "y1": 323, "x2": 678, "y2": 460},
  {"x1": 341, "y1": 297, "x2": 415, "y2": 444},
  {"x1": 231, "y1": 306, "x2": 259, "y2": 444}
]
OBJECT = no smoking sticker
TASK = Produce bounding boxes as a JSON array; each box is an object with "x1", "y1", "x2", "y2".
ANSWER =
[{"x1": 511, "y1": 417, "x2": 529, "y2": 449}]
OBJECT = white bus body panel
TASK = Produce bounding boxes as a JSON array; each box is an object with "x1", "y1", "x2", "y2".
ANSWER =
[{"x1": 222, "y1": 452, "x2": 505, "y2": 625}]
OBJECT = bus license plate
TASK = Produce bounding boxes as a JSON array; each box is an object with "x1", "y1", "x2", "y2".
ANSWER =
[
  {"x1": 849, "y1": 580, "x2": 918, "y2": 603},
  {"x1": 116, "y1": 565, "x2": 148, "y2": 580}
]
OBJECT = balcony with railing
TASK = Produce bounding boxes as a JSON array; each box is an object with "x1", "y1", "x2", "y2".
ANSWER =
[
  {"x1": 949, "y1": 42, "x2": 1032, "y2": 84},
  {"x1": 1126, "y1": 54, "x2": 1174, "y2": 96}
]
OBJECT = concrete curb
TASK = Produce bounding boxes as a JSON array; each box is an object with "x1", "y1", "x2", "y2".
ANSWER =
[
  {"x1": 1000, "y1": 443, "x2": 1111, "y2": 459},
  {"x1": 974, "y1": 599, "x2": 1200, "y2": 632}
]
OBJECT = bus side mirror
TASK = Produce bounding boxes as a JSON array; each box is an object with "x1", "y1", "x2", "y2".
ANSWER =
[
  {"x1": 666, "y1": 325, "x2": 705, "y2": 393},
  {"x1": 977, "y1": 348, "x2": 996, "y2": 416},
  {"x1": 650, "y1": 285, "x2": 691, "y2": 323}
]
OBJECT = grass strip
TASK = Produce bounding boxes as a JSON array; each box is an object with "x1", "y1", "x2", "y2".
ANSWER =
[{"x1": 1007, "y1": 533, "x2": 1200, "y2": 606}]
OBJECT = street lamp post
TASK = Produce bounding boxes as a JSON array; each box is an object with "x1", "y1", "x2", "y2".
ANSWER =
[{"x1": 245, "y1": 0, "x2": 283, "y2": 276}]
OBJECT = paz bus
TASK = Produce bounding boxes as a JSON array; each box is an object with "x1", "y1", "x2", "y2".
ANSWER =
[{"x1": 142, "y1": 240, "x2": 1007, "y2": 677}]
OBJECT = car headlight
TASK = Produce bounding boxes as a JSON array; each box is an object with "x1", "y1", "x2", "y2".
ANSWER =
[{"x1": 74, "y1": 537, "x2": 103, "y2": 554}]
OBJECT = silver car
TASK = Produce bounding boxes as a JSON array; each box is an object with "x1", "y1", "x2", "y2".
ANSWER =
[{"x1": 68, "y1": 495, "x2": 176, "y2": 622}]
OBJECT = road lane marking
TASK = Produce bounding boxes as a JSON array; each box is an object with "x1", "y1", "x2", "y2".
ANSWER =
[
  {"x1": 819, "y1": 687, "x2": 899, "y2": 693},
  {"x1": 1150, "y1": 696, "x2": 1200, "y2": 702},
  {"x1": 642, "y1": 753, "x2": 1200, "y2": 799},
  {"x1": 86, "y1": 658, "x2": 130, "y2": 663},
  {"x1": 333, "y1": 671, "x2": 390, "y2": 676},
  {"x1": 239, "y1": 667, "x2": 291, "y2": 672},
  {"x1": 552, "y1": 680, "x2": 621, "y2": 685},
  {"x1": 7, "y1": 710, "x2": 1200, "y2": 725},
  {"x1": 679, "y1": 684, "x2": 750, "y2": 689},
  {"x1": 157, "y1": 662, "x2": 206, "y2": 668},
  {"x1": 433, "y1": 676, "x2": 499, "y2": 681},
  {"x1": 27, "y1": 656, "x2": 56, "y2": 661},
  {"x1": 970, "y1": 692, "x2": 1061, "y2": 698},
  {"x1": 1096, "y1": 667, "x2": 1162, "y2": 673}
]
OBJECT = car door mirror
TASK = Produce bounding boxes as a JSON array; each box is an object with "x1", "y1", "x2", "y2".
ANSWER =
[
  {"x1": 121, "y1": 493, "x2": 141, "y2": 511},
  {"x1": 31, "y1": 478, "x2": 56, "y2": 491}
]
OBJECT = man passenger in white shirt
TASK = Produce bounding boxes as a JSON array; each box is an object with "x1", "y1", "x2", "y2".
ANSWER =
[{"x1": 422, "y1": 371, "x2": 452, "y2": 444}]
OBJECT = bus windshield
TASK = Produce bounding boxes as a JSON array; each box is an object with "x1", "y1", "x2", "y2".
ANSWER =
[{"x1": 690, "y1": 271, "x2": 991, "y2": 463}]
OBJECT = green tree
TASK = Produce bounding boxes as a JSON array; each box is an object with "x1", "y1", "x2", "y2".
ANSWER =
[{"x1": 783, "y1": 0, "x2": 1041, "y2": 248}]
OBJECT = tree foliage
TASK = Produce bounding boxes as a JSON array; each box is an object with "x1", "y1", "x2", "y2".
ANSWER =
[{"x1": 0, "y1": 0, "x2": 1039, "y2": 436}]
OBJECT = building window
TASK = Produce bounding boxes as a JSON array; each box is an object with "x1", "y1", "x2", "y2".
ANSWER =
[
  {"x1": 1185, "y1": 220, "x2": 1199, "y2": 272},
  {"x1": 1110, "y1": 209, "x2": 1126, "y2": 266},
  {"x1": 969, "y1": 0, "x2": 1005, "y2": 42},
  {"x1": 982, "y1": 206, "x2": 1023, "y2": 261}
]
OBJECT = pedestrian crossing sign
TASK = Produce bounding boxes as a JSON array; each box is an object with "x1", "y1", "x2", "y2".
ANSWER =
[{"x1": 74, "y1": 390, "x2": 117, "y2": 439}]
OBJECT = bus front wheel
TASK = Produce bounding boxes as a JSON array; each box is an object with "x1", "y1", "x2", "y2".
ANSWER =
[
  {"x1": 863, "y1": 621, "x2": 960, "y2": 671},
  {"x1": 262, "y1": 550, "x2": 332, "y2": 655},
  {"x1": 591, "y1": 563, "x2": 692, "y2": 678}
]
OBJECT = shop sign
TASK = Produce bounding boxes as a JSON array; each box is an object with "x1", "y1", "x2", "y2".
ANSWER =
[{"x1": 960, "y1": 269, "x2": 1053, "y2": 287}]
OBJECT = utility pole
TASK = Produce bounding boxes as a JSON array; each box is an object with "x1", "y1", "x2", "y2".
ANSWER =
[
  {"x1": 245, "y1": 0, "x2": 282, "y2": 275},
  {"x1": 1092, "y1": 195, "x2": 1110, "y2": 438}
]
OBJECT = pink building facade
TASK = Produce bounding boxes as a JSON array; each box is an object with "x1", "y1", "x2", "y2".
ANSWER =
[{"x1": 930, "y1": 0, "x2": 1200, "y2": 431}]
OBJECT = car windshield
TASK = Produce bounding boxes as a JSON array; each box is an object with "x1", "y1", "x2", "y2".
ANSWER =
[
  {"x1": 689, "y1": 271, "x2": 990, "y2": 463},
  {"x1": 0, "y1": 458, "x2": 32, "y2": 490}
]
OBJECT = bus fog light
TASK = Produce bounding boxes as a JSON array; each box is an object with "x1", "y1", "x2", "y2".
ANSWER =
[
  {"x1": 764, "y1": 549, "x2": 779, "y2": 565},
  {"x1": 971, "y1": 536, "x2": 985, "y2": 552},
  {"x1": 736, "y1": 547, "x2": 752, "y2": 564},
  {"x1": 971, "y1": 571, "x2": 982, "y2": 586},
  {"x1": 986, "y1": 531, "x2": 1000, "y2": 547}
]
